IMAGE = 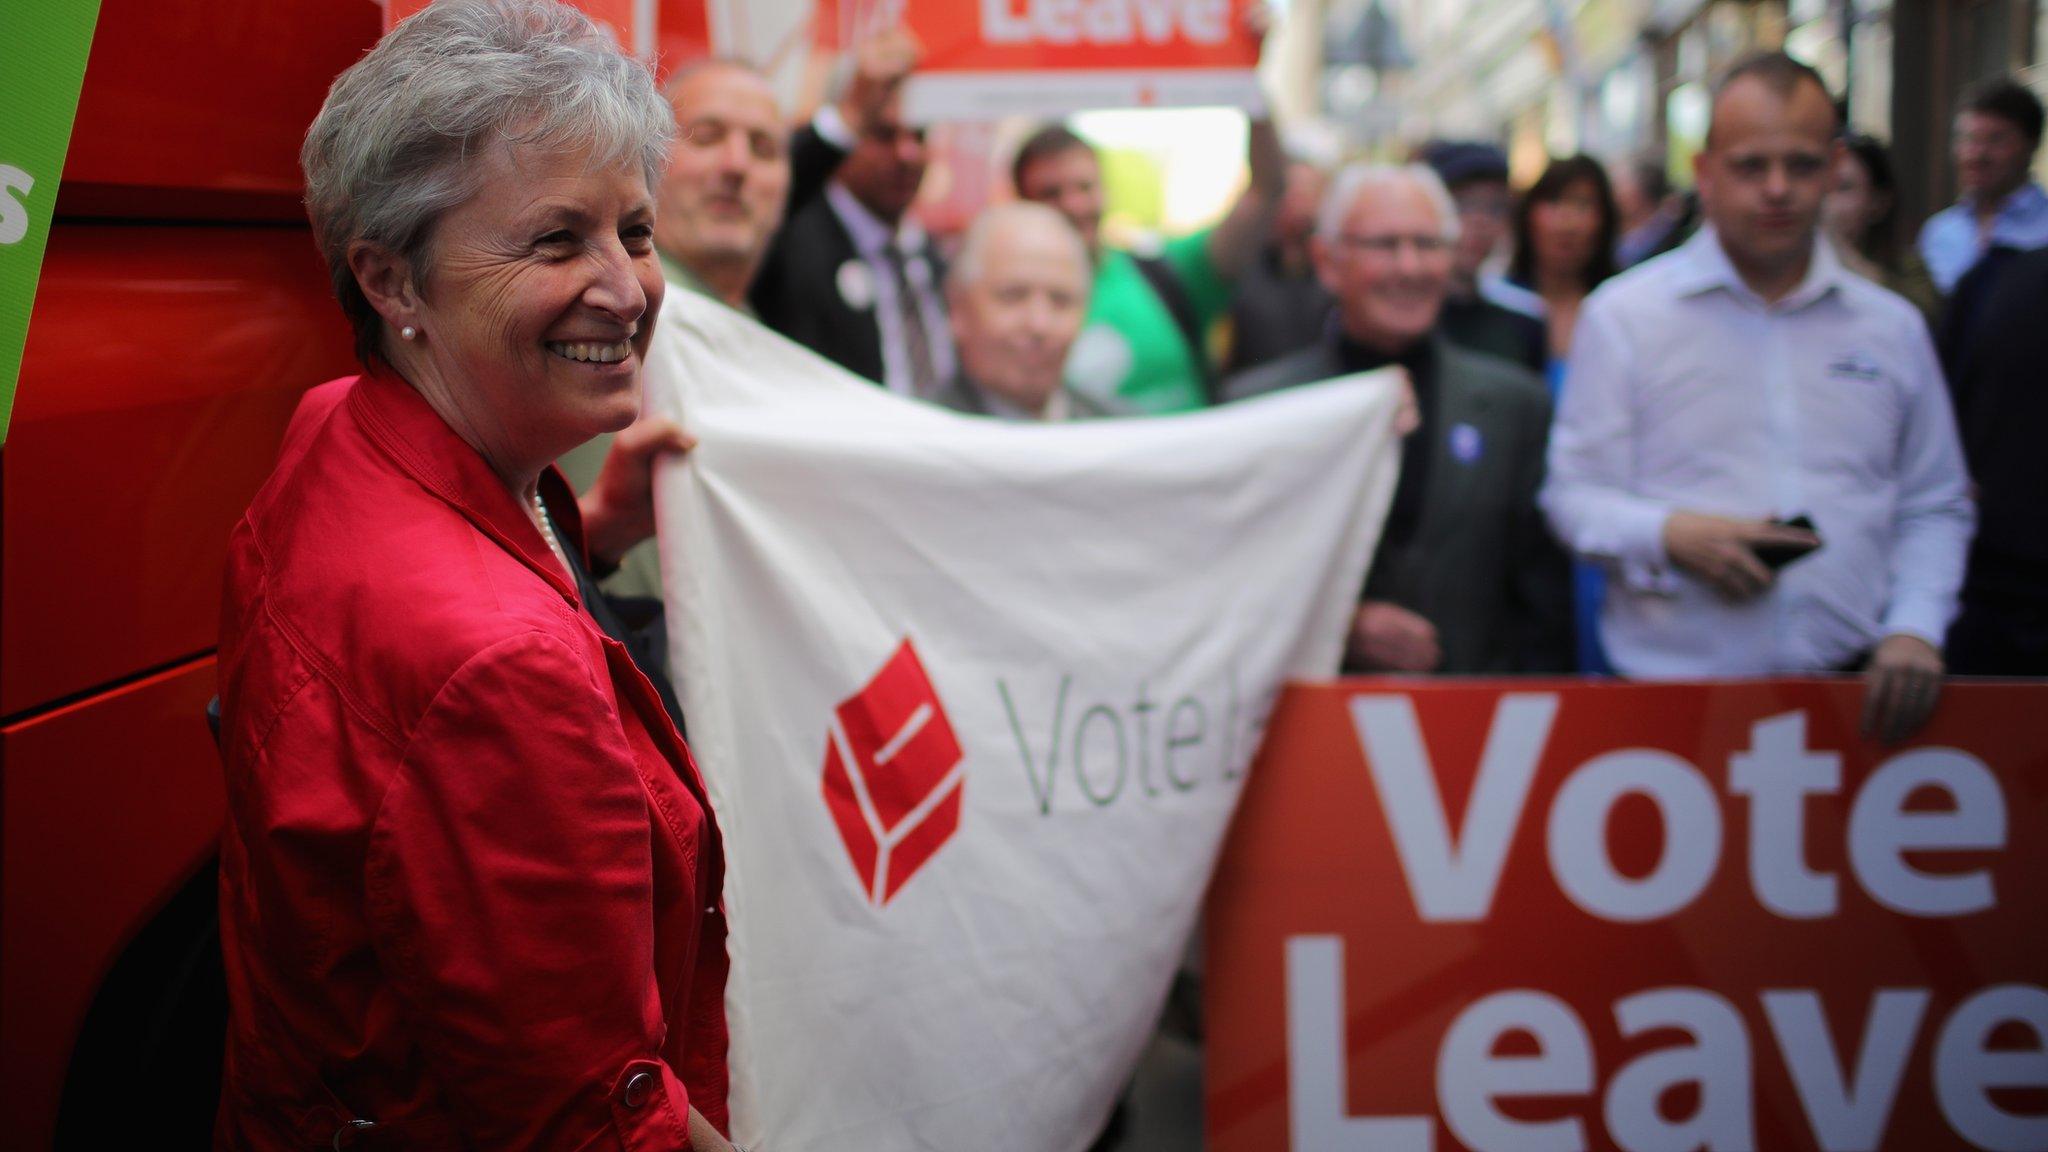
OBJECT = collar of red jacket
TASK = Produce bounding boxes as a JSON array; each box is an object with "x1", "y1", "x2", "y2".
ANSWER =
[{"x1": 347, "y1": 363, "x2": 589, "y2": 607}]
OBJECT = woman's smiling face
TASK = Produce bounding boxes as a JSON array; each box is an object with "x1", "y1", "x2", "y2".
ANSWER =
[{"x1": 405, "y1": 139, "x2": 663, "y2": 470}]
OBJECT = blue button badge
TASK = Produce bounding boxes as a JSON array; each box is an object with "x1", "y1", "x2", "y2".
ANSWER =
[{"x1": 1449, "y1": 422, "x2": 1484, "y2": 465}]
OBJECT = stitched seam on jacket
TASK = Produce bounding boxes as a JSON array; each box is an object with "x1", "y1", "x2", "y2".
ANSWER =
[
  {"x1": 361, "y1": 629, "x2": 640, "y2": 1127},
  {"x1": 245, "y1": 662, "x2": 318, "y2": 764},
  {"x1": 262, "y1": 599, "x2": 408, "y2": 752},
  {"x1": 351, "y1": 377, "x2": 581, "y2": 604},
  {"x1": 359, "y1": 632, "x2": 558, "y2": 1064},
  {"x1": 350, "y1": 378, "x2": 462, "y2": 499}
]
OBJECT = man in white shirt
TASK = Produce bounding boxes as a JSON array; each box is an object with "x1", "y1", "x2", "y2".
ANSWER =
[{"x1": 1542, "y1": 52, "x2": 1975, "y2": 741}]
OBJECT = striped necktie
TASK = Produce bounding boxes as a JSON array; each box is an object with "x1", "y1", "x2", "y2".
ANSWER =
[{"x1": 884, "y1": 246, "x2": 941, "y2": 398}]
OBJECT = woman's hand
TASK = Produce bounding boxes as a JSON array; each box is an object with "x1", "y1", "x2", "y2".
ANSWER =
[{"x1": 577, "y1": 417, "x2": 695, "y2": 569}]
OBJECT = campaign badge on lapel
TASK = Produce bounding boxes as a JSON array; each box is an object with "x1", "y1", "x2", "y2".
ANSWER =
[
  {"x1": 837, "y1": 260, "x2": 877, "y2": 311},
  {"x1": 1449, "y1": 421, "x2": 1484, "y2": 466}
]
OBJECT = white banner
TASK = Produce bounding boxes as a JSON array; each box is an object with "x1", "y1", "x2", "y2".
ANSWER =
[{"x1": 642, "y1": 291, "x2": 1402, "y2": 1151}]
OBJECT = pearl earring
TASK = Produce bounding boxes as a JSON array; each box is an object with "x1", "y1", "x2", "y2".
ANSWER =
[{"x1": 400, "y1": 325, "x2": 419, "y2": 341}]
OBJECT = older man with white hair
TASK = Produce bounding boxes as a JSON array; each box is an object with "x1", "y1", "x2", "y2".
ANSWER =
[
  {"x1": 932, "y1": 202, "x2": 1121, "y2": 421},
  {"x1": 1224, "y1": 162, "x2": 1575, "y2": 673}
]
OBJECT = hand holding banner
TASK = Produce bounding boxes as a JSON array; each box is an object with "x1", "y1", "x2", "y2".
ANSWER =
[{"x1": 643, "y1": 290, "x2": 1403, "y2": 1151}]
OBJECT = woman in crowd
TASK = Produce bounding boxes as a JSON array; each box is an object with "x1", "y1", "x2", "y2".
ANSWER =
[
  {"x1": 1509, "y1": 155, "x2": 1620, "y2": 675},
  {"x1": 214, "y1": 2, "x2": 740, "y2": 1148},
  {"x1": 1823, "y1": 132, "x2": 1942, "y2": 324},
  {"x1": 1507, "y1": 154, "x2": 1620, "y2": 388}
]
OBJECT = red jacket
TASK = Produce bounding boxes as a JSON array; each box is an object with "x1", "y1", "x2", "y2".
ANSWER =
[{"x1": 215, "y1": 368, "x2": 728, "y2": 1150}]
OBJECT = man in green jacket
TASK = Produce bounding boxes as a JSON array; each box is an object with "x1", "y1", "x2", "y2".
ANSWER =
[{"x1": 1012, "y1": 113, "x2": 1283, "y2": 415}]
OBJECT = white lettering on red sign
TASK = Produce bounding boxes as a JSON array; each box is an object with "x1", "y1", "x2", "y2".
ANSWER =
[
  {"x1": 1348, "y1": 693, "x2": 1554, "y2": 922},
  {"x1": 1548, "y1": 749, "x2": 1723, "y2": 922},
  {"x1": 0, "y1": 164, "x2": 34, "y2": 246},
  {"x1": 1439, "y1": 990, "x2": 1592, "y2": 1151},
  {"x1": 980, "y1": 0, "x2": 1231, "y2": 46},
  {"x1": 1286, "y1": 936, "x2": 2048, "y2": 1152},
  {"x1": 1728, "y1": 712, "x2": 1841, "y2": 917},
  {"x1": 1849, "y1": 747, "x2": 2006, "y2": 917},
  {"x1": 1349, "y1": 696, "x2": 2009, "y2": 924},
  {"x1": 1284, "y1": 935, "x2": 1433, "y2": 1151},
  {"x1": 1603, "y1": 988, "x2": 1754, "y2": 1151},
  {"x1": 1762, "y1": 989, "x2": 1925, "y2": 1148},
  {"x1": 1934, "y1": 985, "x2": 2048, "y2": 1151}
]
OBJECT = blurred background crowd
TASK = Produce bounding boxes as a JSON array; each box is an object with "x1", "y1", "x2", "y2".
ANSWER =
[{"x1": 563, "y1": 0, "x2": 2048, "y2": 707}]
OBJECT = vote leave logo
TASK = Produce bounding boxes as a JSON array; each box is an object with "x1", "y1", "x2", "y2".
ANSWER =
[{"x1": 822, "y1": 639, "x2": 965, "y2": 906}]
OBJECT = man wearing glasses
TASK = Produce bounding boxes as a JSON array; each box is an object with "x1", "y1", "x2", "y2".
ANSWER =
[{"x1": 1223, "y1": 162, "x2": 1575, "y2": 675}]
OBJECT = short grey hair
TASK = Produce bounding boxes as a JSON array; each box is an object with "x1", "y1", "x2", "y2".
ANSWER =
[
  {"x1": 947, "y1": 201, "x2": 1092, "y2": 293},
  {"x1": 1315, "y1": 162, "x2": 1462, "y2": 244},
  {"x1": 302, "y1": 0, "x2": 674, "y2": 365}
]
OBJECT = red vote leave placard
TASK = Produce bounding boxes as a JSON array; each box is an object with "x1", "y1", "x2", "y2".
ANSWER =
[
  {"x1": 1206, "y1": 679, "x2": 2048, "y2": 1152},
  {"x1": 854, "y1": 0, "x2": 1263, "y2": 120}
]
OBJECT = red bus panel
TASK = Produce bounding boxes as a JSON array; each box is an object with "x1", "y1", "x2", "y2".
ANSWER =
[
  {"x1": 59, "y1": 0, "x2": 380, "y2": 220},
  {"x1": 2, "y1": 226, "x2": 352, "y2": 716},
  {"x1": 0, "y1": 658, "x2": 224, "y2": 1151}
]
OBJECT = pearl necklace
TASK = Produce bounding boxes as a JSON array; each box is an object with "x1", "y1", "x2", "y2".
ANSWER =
[{"x1": 531, "y1": 491, "x2": 571, "y2": 574}]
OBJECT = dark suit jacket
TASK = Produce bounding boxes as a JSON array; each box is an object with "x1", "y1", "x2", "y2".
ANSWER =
[
  {"x1": 1224, "y1": 335, "x2": 1575, "y2": 673},
  {"x1": 749, "y1": 126, "x2": 946, "y2": 386},
  {"x1": 1225, "y1": 248, "x2": 1332, "y2": 374},
  {"x1": 1946, "y1": 246, "x2": 2048, "y2": 611},
  {"x1": 1440, "y1": 296, "x2": 1547, "y2": 374},
  {"x1": 785, "y1": 123, "x2": 844, "y2": 221}
]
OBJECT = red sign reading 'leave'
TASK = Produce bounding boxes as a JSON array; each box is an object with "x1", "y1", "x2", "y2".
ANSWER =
[{"x1": 1207, "y1": 679, "x2": 2048, "y2": 1152}]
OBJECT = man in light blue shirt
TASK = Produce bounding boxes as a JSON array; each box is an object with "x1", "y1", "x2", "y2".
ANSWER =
[
  {"x1": 1543, "y1": 52, "x2": 1975, "y2": 742},
  {"x1": 1917, "y1": 77, "x2": 2048, "y2": 294}
]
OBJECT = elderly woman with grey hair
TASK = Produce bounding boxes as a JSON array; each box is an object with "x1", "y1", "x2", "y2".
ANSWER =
[{"x1": 215, "y1": 2, "x2": 744, "y2": 1148}]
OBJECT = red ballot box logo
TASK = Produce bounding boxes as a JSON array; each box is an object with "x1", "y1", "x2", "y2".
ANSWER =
[{"x1": 822, "y1": 639, "x2": 965, "y2": 906}]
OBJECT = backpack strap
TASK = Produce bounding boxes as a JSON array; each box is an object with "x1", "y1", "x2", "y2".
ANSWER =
[{"x1": 1130, "y1": 252, "x2": 1218, "y2": 405}]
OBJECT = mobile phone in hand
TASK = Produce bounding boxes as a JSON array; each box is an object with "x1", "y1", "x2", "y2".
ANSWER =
[{"x1": 1753, "y1": 514, "x2": 1822, "y2": 570}]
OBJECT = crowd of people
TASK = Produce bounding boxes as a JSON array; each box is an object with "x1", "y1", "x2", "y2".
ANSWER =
[
  {"x1": 209, "y1": 0, "x2": 2045, "y2": 1146},
  {"x1": 569, "y1": 22, "x2": 2046, "y2": 717}
]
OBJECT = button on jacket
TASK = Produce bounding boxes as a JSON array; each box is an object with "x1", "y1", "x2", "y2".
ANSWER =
[
  {"x1": 215, "y1": 368, "x2": 728, "y2": 1149},
  {"x1": 1541, "y1": 228, "x2": 1975, "y2": 677}
]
